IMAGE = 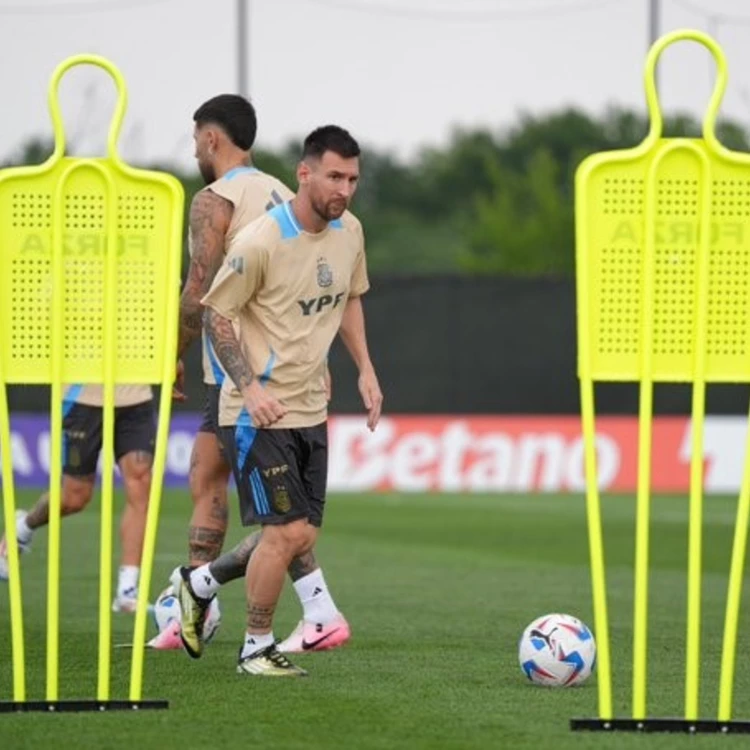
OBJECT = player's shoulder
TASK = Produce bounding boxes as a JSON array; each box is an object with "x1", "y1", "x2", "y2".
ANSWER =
[
  {"x1": 337, "y1": 209, "x2": 363, "y2": 236},
  {"x1": 209, "y1": 166, "x2": 293, "y2": 199},
  {"x1": 262, "y1": 200, "x2": 310, "y2": 243},
  {"x1": 192, "y1": 183, "x2": 230, "y2": 209},
  {"x1": 332, "y1": 209, "x2": 365, "y2": 250},
  {"x1": 250, "y1": 169, "x2": 294, "y2": 197},
  {"x1": 209, "y1": 165, "x2": 260, "y2": 190},
  {"x1": 230, "y1": 210, "x2": 282, "y2": 252},
  {"x1": 235, "y1": 167, "x2": 292, "y2": 195}
]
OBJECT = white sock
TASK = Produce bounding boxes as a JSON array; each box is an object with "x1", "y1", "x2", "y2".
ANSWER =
[
  {"x1": 16, "y1": 515, "x2": 33, "y2": 544},
  {"x1": 117, "y1": 565, "x2": 139, "y2": 598},
  {"x1": 294, "y1": 568, "x2": 339, "y2": 625},
  {"x1": 189, "y1": 565, "x2": 220, "y2": 599},
  {"x1": 241, "y1": 631, "x2": 274, "y2": 658}
]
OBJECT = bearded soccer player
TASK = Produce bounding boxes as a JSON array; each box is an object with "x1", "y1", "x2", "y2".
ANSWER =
[{"x1": 172, "y1": 125, "x2": 382, "y2": 675}]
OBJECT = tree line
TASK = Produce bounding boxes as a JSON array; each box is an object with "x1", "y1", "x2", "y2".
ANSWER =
[{"x1": 5, "y1": 106, "x2": 749, "y2": 277}]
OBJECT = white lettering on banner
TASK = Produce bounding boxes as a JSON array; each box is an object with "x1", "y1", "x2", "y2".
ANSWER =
[
  {"x1": 438, "y1": 423, "x2": 475, "y2": 490},
  {"x1": 167, "y1": 431, "x2": 195, "y2": 476},
  {"x1": 515, "y1": 434, "x2": 566, "y2": 491},
  {"x1": 679, "y1": 417, "x2": 748, "y2": 493},
  {"x1": 565, "y1": 436, "x2": 620, "y2": 491},
  {"x1": 0, "y1": 432, "x2": 35, "y2": 477},
  {"x1": 464, "y1": 435, "x2": 513, "y2": 490},
  {"x1": 328, "y1": 418, "x2": 394, "y2": 490},
  {"x1": 38, "y1": 431, "x2": 50, "y2": 473},
  {"x1": 327, "y1": 417, "x2": 623, "y2": 492},
  {"x1": 391, "y1": 433, "x2": 440, "y2": 491},
  {"x1": 17, "y1": 414, "x2": 750, "y2": 493}
]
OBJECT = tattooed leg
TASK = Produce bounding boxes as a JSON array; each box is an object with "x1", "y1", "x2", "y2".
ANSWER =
[
  {"x1": 287, "y1": 549, "x2": 319, "y2": 582},
  {"x1": 189, "y1": 525, "x2": 226, "y2": 564},
  {"x1": 247, "y1": 604, "x2": 275, "y2": 631},
  {"x1": 207, "y1": 531, "x2": 318, "y2": 587},
  {"x1": 26, "y1": 474, "x2": 95, "y2": 529},
  {"x1": 245, "y1": 521, "x2": 312, "y2": 635},
  {"x1": 209, "y1": 531, "x2": 261, "y2": 583},
  {"x1": 188, "y1": 431, "x2": 231, "y2": 566}
]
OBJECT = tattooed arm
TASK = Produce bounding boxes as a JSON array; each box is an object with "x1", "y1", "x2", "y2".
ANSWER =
[
  {"x1": 201, "y1": 226, "x2": 287, "y2": 427},
  {"x1": 177, "y1": 190, "x2": 234, "y2": 359},
  {"x1": 204, "y1": 307, "x2": 254, "y2": 390},
  {"x1": 204, "y1": 307, "x2": 287, "y2": 427}
]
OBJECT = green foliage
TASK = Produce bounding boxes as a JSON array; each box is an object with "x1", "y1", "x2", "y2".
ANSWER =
[
  {"x1": 4, "y1": 105, "x2": 750, "y2": 277},
  {"x1": 0, "y1": 137, "x2": 54, "y2": 168},
  {"x1": 461, "y1": 148, "x2": 573, "y2": 275}
]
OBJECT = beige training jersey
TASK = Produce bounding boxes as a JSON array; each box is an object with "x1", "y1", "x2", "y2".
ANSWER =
[
  {"x1": 64, "y1": 384, "x2": 152, "y2": 407},
  {"x1": 202, "y1": 201, "x2": 370, "y2": 429},
  {"x1": 192, "y1": 167, "x2": 294, "y2": 386}
]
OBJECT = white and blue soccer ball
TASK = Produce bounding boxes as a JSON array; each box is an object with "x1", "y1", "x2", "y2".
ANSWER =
[
  {"x1": 518, "y1": 613, "x2": 596, "y2": 687},
  {"x1": 153, "y1": 584, "x2": 222, "y2": 644}
]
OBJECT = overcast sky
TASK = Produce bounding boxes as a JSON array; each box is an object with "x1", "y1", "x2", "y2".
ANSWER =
[{"x1": 2, "y1": 0, "x2": 750, "y2": 170}]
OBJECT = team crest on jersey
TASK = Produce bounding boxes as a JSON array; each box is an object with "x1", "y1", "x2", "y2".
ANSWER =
[
  {"x1": 317, "y1": 257, "x2": 333, "y2": 288},
  {"x1": 272, "y1": 484, "x2": 292, "y2": 513}
]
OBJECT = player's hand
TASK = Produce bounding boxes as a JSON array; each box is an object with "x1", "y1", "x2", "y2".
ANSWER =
[
  {"x1": 242, "y1": 380, "x2": 287, "y2": 428},
  {"x1": 358, "y1": 366, "x2": 382, "y2": 432},
  {"x1": 324, "y1": 365, "x2": 332, "y2": 403},
  {"x1": 173, "y1": 359, "x2": 187, "y2": 402}
]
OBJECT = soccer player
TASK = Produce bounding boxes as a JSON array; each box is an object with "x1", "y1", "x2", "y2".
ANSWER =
[
  {"x1": 0, "y1": 384, "x2": 155, "y2": 612},
  {"x1": 165, "y1": 95, "x2": 349, "y2": 652},
  {"x1": 175, "y1": 93, "x2": 292, "y2": 567},
  {"x1": 172, "y1": 125, "x2": 382, "y2": 676}
]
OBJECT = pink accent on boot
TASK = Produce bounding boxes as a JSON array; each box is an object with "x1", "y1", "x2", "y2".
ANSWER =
[
  {"x1": 277, "y1": 614, "x2": 351, "y2": 654},
  {"x1": 147, "y1": 620, "x2": 183, "y2": 650}
]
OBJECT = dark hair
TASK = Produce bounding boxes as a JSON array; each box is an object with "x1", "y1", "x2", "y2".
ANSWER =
[
  {"x1": 193, "y1": 94, "x2": 257, "y2": 151},
  {"x1": 302, "y1": 125, "x2": 360, "y2": 161}
]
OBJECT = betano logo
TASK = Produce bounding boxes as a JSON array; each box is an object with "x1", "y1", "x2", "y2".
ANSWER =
[{"x1": 3, "y1": 415, "x2": 750, "y2": 494}]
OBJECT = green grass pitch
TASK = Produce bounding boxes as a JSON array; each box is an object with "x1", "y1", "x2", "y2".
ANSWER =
[{"x1": 2, "y1": 491, "x2": 750, "y2": 749}]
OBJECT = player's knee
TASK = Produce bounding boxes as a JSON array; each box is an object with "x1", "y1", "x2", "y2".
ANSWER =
[
  {"x1": 189, "y1": 452, "x2": 228, "y2": 500},
  {"x1": 267, "y1": 520, "x2": 316, "y2": 558},
  {"x1": 189, "y1": 434, "x2": 230, "y2": 497},
  {"x1": 121, "y1": 460, "x2": 152, "y2": 507},
  {"x1": 61, "y1": 479, "x2": 93, "y2": 514},
  {"x1": 295, "y1": 525, "x2": 317, "y2": 556},
  {"x1": 188, "y1": 461, "x2": 213, "y2": 498}
]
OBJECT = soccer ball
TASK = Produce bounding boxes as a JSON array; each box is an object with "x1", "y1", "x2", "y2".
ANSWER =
[
  {"x1": 518, "y1": 613, "x2": 596, "y2": 687},
  {"x1": 152, "y1": 585, "x2": 222, "y2": 644}
]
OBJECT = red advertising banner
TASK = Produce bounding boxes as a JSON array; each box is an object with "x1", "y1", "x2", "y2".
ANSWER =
[
  {"x1": 3, "y1": 414, "x2": 748, "y2": 493},
  {"x1": 328, "y1": 415, "x2": 746, "y2": 494}
]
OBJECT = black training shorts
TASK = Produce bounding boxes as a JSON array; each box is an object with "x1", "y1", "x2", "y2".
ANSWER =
[
  {"x1": 197, "y1": 384, "x2": 222, "y2": 435},
  {"x1": 218, "y1": 421, "x2": 328, "y2": 528},
  {"x1": 62, "y1": 400, "x2": 156, "y2": 477}
]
